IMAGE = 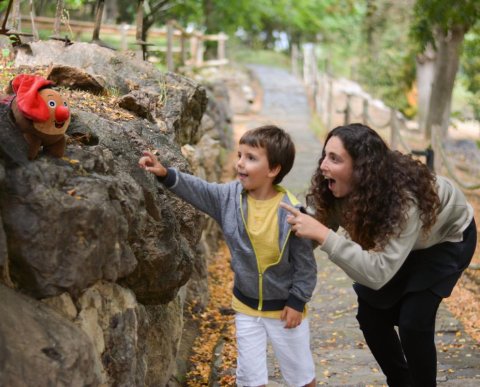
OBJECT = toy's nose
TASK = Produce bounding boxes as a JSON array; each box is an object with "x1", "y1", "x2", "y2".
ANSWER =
[{"x1": 55, "y1": 105, "x2": 70, "y2": 122}]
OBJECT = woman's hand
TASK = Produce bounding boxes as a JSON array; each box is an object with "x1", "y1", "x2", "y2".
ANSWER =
[
  {"x1": 138, "y1": 150, "x2": 167, "y2": 177},
  {"x1": 279, "y1": 202, "x2": 330, "y2": 244}
]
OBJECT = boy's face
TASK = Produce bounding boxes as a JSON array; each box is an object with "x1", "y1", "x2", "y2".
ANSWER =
[{"x1": 236, "y1": 143, "x2": 280, "y2": 196}]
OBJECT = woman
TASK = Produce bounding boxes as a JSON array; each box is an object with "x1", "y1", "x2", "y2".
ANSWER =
[{"x1": 280, "y1": 123, "x2": 477, "y2": 387}]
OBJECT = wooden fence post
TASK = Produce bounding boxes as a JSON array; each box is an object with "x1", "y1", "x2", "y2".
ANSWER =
[
  {"x1": 180, "y1": 33, "x2": 187, "y2": 67},
  {"x1": 166, "y1": 20, "x2": 174, "y2": 71},
  {"x1": 302, "y1": 44, "x2": 313, "y2": 86},
  {"x1": 119, "y1": 23, "x2": 128, "y2": 51},
  {"x1": 190, "y1": 35, "x2": 197, "y2": 65},
  {"x1": 344, "y1": 94, "x2": 352, "y2": 125},
  {"x1": 217, "y1": 32, "x2": 226, "y2": 63},
  {"x1": 390, "y1": 108, "x2": 398, "y2": 150},
  {"x1": 326, "y1": 76, "x2": 333, "y2": 130},
  {"x1": 291, "y1": 44, "x2": 299, "y2": 77},
  {"x1": 431, "y1": 125, "x2": 442, "y2": 172},
  {"x1": 196, "y1": 33, "x2": 204, "y2": 66},
  {"x1": 362, "y1": 98, "x2": 369, "y2": 125}
]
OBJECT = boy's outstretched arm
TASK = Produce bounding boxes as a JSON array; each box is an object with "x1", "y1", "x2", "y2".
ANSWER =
[
  {"x1": 138, "y1": 150, "x2": 167, "y2": 177},
  {"x1": 281, "y1": 306, "x2": 303, "y2": 329}
]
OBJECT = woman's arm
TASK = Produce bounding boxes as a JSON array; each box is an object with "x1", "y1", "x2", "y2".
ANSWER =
[{"x1": 280, "y1": 202, "x2": 422, "y2": 290}]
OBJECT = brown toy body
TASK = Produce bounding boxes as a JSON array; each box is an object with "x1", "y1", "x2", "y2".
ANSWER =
[{"x1": 7, "y1": 75, "x2": 71, "y2": 160}]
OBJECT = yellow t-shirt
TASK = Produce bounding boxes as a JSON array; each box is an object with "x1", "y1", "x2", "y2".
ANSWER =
[{"x1": 232, "y1": 192, "x2": 306, "y2": 318}]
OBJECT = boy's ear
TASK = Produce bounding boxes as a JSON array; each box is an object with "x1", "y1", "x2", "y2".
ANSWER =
[{"x1": 268, "y1": 164, "x2": 281, "y2": 178}]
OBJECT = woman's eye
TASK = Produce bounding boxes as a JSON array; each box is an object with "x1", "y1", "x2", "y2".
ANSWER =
[{"x1": 48, "y1": 100, "x2": 56, "y2": 108}]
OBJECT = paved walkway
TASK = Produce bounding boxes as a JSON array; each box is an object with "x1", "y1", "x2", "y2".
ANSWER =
[{"x1": 242, "y1": 64, "x2": 480, "y2": 386}]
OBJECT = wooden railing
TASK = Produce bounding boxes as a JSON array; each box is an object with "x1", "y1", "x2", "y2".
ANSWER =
[{"x1": 17, "y1": 15, "x2": 228, "y2": 72}]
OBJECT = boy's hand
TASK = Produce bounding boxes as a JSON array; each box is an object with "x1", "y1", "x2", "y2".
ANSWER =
[
  {"x1": 138, "y1": 150, "x2": 167, "y2": 177},
  {"x1": 280, "y1": 306, "x2": 302, "y2": 329}
]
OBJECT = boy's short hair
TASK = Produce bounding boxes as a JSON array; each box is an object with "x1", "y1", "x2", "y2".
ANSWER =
[{"x1": 239, "y1": 125, "x2": 295, "y2": 185}]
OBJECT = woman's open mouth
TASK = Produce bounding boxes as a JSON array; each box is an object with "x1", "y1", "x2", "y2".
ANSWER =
[{"x1": 325, "y1": 178, "x2": 336, "y2": 191}]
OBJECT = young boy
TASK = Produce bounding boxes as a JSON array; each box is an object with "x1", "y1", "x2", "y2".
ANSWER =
[{"x1": 139, "y1": 125, "x2": 316, "y2": 387}]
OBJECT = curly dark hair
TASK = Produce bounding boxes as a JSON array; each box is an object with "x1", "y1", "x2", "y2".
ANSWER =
[{"x1": 307, "y1": 123, "x2": 440, "y2": 250}]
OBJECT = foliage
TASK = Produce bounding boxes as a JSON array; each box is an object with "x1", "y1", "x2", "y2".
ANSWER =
[
  {"x1": 410, "y1": 0, "x2": 480, "y2": 51},
  {"x1": 167, "y1": 0, "x2": 362, "y2": 51},
  {"x1": 355, "y1": 0, "x2": 417, "y2": 115},
  {"x1": 461, "y1": 24, "x2": 480, "y2": 120},
  {"x1": 409, "y1": 0, "x2": 480, "y2": 136}
]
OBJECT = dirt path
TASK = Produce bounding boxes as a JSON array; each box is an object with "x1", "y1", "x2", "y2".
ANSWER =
[{"x1": 231, "y1": 64, "x2": 480, "y2": 387}]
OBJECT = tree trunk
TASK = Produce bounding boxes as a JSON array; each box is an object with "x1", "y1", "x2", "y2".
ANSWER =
[
  {"x1": 416, "y1": 44, "x2": 436, "y2": 134},
  {"x1": 202, "y1": 0, "x2": 215, "y2": 34},
  {"x1": 92, "y1": 0, "x2": 105, "y2": 42},
  {"x1": 424, "y1": 26, "x2": 466, "y2": 141},
  {"x1": 136, "y1": 0, "x2": 144, "y2": 42}
]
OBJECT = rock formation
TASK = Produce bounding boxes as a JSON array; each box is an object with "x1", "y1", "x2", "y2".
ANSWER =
[{"x1": 0, "y1": 40, "x2": 233, "y2": 386}]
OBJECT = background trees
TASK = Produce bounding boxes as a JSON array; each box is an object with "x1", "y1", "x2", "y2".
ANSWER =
[
  {"x1": 1, "y1": 0, "x2": 479, "y2": 140},
  {"x1": 411, "y1": 0, "x2": 480, "y2": 139}
]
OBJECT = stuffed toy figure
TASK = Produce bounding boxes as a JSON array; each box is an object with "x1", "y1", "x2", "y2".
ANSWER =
[{"x1": 6, "y1": 74, "x2": 71, "y2": 160}]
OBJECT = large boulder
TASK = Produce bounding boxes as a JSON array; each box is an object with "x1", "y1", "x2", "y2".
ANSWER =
[{"x1": 0, "y1": 284, "x2": 100, "y2": 387}]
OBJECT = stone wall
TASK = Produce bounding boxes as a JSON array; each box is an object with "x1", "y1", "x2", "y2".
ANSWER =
[{"x1": 0, "y1": 41, "x2": 232, "y2": 386}]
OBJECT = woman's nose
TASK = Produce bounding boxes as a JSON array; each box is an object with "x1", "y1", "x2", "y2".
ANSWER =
[{"x1": 319, "y1": 158, "x2": 328, "y2": 172}]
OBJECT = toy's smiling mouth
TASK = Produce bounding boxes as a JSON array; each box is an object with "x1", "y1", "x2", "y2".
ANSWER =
[{"x1": 55, "y1": 121, "x2": 65, "y2": 128}]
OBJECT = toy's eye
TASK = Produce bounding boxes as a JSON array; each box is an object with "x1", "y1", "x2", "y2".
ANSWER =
[
  {"x1": 48, "y1": 100, "x2": 57, "y2": 108},
  {"x1": 63, "y1": 101, "x2": 68, "y2": 107}
]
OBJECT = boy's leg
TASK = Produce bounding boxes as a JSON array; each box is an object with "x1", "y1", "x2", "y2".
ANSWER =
[
  {"x1": 356, "y1": 298, "x2": 413, "y2": 387},
  {"x1": 235, "y1": 313, "x2": 269, "y2": 387},
  {"x1": 264, "y1": 317, "x2": 315, "y2": 387},
  {"x1": 398, "y1": 290, "x2": 442, "y2": 387}
]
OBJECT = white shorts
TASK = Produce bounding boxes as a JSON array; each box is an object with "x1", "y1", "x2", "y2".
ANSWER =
[{"x1": 235, "y1": 313, "x2": 315, "y2": 386}]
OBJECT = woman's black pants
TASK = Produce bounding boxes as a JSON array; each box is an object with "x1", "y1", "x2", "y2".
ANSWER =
[
  {"x1": 355, "y1": 219, "x2": 477, "y2": 387},
  {"x1": 356, "y1": 290, "x2": 442, "y2": 387}
]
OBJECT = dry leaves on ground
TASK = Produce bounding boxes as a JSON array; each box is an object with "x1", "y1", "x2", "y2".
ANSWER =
[{"x1": 185, "y1": 243, "x2": 237, "y2": 386}]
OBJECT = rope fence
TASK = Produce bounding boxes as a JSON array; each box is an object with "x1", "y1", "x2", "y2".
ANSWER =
[{"x1": 292, "y1": 44, "x2": 480, "y2": 191}]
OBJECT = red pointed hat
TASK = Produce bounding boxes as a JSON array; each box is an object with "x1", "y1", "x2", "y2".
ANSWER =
[{"x1": 12, "y1": 74, "x2": 54, "y2": 122}]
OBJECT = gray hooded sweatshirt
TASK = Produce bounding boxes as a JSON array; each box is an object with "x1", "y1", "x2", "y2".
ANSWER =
[{"x1": 158, "y1": 168, "x2": 317, "y2": 312}]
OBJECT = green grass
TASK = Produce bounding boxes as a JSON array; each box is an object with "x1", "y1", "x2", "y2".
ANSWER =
[{"x1": 229, "y1": 42, "x2": 290, "y2": 69}]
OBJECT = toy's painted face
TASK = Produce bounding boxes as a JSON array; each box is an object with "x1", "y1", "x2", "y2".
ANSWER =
[{"x1": 33, "y1": 89, "x2": 71, "y2": 135}]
